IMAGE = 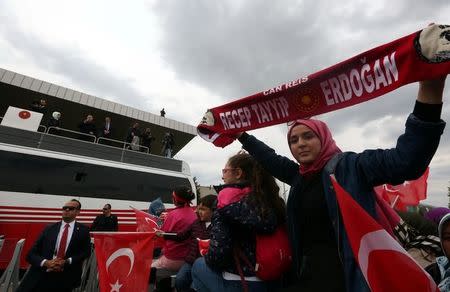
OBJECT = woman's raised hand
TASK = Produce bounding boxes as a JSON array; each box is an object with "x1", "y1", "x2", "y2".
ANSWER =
[{"x1": 417, "y1": 75, "x2": 447, "y2": 104}]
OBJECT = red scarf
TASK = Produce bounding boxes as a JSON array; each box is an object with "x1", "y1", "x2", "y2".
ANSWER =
[
  {"x1": 287, "y1": 119, "x2": 341, "y2": 176},
  {"x1": 198, "y1": 24, "x2": 450, "y2": 147}
]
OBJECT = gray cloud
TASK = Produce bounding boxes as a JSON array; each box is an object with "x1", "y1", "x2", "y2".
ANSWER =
[
  {"x1": 152, "y1": 0, "x2": 448, "y2": 98},
  {"x1": 0, "y1": 4, "x2": 150, "y2": 110},
  {"x1": 151, "y1": 0, "x2": 450, "y2": 125},
  {"x1": 0, "y1": 0, "x2": 449, "y2": 206}
]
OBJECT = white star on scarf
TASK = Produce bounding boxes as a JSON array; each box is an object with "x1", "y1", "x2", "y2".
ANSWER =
[{"x1": 110, "y1": 280, "x2": 123, "y2": 292}]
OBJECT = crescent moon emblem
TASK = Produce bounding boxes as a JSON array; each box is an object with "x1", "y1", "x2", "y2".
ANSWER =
[
  {"x1": 106, "y1": 248, "x2": 134, "y2": 277},
  {"x1": 383, "y1": 184, "x2": 399, "y2": 193}
]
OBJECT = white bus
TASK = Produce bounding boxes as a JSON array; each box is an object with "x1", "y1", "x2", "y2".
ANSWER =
[{"x1": 0, "y1": 125, "x2": 196, "y2": 269}]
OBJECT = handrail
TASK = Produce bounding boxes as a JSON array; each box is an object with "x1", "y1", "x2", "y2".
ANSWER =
[
  {"x1": 0, "y1": 123, "x2": 174, "y2": 164},
  {"x1": 43, "y1": 130, "x2": 103, "y2": 146},
  {"x1": 123, "y1": 142, "x2": 150, "y2": 153},
  {"x1": 97, "y1": 137, "x2": 150, "y2": 153},
  {"x1": 47, "y1": 126, "x2": 96, "y2": 143},
  {"x1": 38, "y1": 125, "x2": 47, "y2": 133},
  {"x1": 97, "y1": 136, "x2": 127, "y2": 148}
]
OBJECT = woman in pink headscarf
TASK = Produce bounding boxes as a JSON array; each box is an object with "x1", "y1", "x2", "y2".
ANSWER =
[{"x1": 236, "y1": 77, "x2": 447, "y2": 291}]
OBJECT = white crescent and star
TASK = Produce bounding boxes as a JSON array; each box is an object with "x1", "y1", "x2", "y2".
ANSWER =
[
  {"x1": 383, "y1": 184, "x2": 399, "y2": 193},
  {"x1": 110, "y1": 279, "x2": 123, "y2": 292},
  {"x1": 106, "y1": 248, "x2": 135, "y2": 277}
]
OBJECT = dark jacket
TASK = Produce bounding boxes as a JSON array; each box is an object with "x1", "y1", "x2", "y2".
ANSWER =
[
  {"x1": 141, "y1": 132, "x2": 155, "y2": 151},
  {"x1": 17, "y1": 221, "x2": 91, "y2": 291},
  {"x1": 99, "y1": 123, "x2": 113, "y2": 138},
  {"x1": 90, "y1": 214, "x2": 118, "y2": 232},
  {"x1": 205, "y1": 194, "x2": 278, "y2": 276},
  {"x1": 47, "y1": 118, "x2": 61, "y2": 128},
  {"x1": 164, "y1": 218, "x2": 211, "y2": 264},
  {"x1": 78, "y1": 121, "x2": 96, "y2": 135},
  {"x1": 240, "y1": 113, "x2": 445, "y2": 291},
  {"x1": 126, "y1": 127, "x2": 140, "y2": 143}
]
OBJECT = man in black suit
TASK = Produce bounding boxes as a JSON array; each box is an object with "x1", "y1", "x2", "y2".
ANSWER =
[
  {"x1": 90, "y1": 203, "x2": 118, "y2": 232},
  {"x1": 98, "y1": 117, "x2": 113, "y2": 146},
  {"x1": 99, "y1": 117, "x2": 113, "y2": 139},
  {"x1": 77, "y1": 114, "x2": 97, "y2": 141},
  {"x1": 17, "y1": 199, "x2": 91, "y2": 292}
]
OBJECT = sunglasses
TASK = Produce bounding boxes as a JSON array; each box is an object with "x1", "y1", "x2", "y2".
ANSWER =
[
  {"x1": 102, "y1": 208, "x2": 110, "y2": 211},
  {"x1": 62, "y1": 206, "x2": 77, "y2": 211}
]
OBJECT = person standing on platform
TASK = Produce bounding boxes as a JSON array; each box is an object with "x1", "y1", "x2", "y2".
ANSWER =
[
  {"x1": 77, "y1": 114, "x2": 96, "y2": 141},
  {"x1": 99, "y1": 116, "x2": 113, "y2": 139},
  {"x1": 141, "y1": 127, "x2": 156, "y2": 153}
]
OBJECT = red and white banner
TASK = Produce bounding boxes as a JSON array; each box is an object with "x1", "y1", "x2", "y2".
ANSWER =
[
  {"x1": 131, "y1": 206, "x2": 160, "y2": 231},
  {"x1": 374, "y1": 168, "x2": 429, "y2": 211},
  {"x1": 93, "y1": 232, "x2": 155, "y2": 292},
  {"x1": 330, "y1": 176, "x2": 438, "y2": 292},
  {"x1": 197, "y1": 24, "x2": 450, "y2": 147},
  {"x1": 1, "y1": 106, "x2": 43, "y2": 131}
]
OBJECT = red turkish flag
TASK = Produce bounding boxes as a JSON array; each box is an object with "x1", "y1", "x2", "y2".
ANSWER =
[
  {"x1": 330, "y1": 176, "x2": 438, "y2": 292},
  {"x1": 93, "y1": 232, "x2": 155, "y2": 292},
  {"x1": 131, "y1": 206, "x2": 160, "y2": 232},
  {"x1": 374, "y1": 168, "x2": 429, "y2": 211}
]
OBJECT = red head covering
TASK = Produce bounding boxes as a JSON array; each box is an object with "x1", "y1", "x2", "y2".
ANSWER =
[{"x1": 287, "y1": 119, "x2": 341, "y2": 176}]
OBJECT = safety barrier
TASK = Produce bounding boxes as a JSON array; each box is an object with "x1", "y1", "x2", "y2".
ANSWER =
[
  {"x1": 73, "y1": 244, "x2": 99, "y2": 292},
  {"x1": 0, "y1": 239, "x2": 25, "y2": 292},
  {"x1": 47, "y1": 126, "x2": 97, "y2": 143}
]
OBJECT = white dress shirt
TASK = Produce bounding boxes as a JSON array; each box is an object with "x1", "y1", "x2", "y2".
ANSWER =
[{"x1": 40, "y1": 220, "x2": 76, "y2": 267}]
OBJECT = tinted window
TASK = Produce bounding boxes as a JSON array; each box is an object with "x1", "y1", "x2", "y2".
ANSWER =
[{"x1": 0, "y1": 150, "x2": 192, "y2": 204}]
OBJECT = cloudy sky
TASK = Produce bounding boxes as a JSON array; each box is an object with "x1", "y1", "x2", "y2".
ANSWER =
[{"x1": 1, "y1": 0, "x2": 449, "y2": 206}]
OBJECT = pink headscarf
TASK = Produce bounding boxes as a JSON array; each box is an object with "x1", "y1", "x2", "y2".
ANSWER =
[{"x1": 287, "y1": 119, "x2": 341, "y2": 176}]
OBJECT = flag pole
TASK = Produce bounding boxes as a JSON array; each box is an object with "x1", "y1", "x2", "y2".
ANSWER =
[{"x1": 391, "y1": 195, "x2": 400, "y2": 208}]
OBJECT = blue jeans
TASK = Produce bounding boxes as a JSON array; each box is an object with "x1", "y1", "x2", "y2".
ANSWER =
[
  {"x1": 175, "y1": 263, "x2": 192, "y2": 291},
  {"x1": 191, "y1": 258, "x2": 268, "y2": 292}
]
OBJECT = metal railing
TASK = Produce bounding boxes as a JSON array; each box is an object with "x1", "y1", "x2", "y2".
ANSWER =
[
  {"x1": 96, "y1": 136, "x2": 127, "y2": 148},
  {"x1": 0, "y1": 123, "x2": 182, "y2": 171},
  {"x1": 123, "y1": 141, "x2": 150, "y2": 153},
  {"x1": 0, "y1": 238, "x2": 25, "y2": 292},
  {"x1": 47, "y1": 126, "x2": 97, "y2": 143},
  {"x1": 97, "y1": 137, "x2": 150, "y2": 153}
]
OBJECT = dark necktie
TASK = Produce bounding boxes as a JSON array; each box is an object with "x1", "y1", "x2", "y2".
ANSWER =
[{"x1": 57, "y1": 224, "x2": 70, "y2": 258}]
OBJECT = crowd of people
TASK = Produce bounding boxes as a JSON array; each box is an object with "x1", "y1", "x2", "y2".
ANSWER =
[
  {"x1": 150, "y1": 75, "x2": 449, "y2": 292},
  {"x1": 15, "y1": 75, "x2": 450, "y2": 292},
  {"x1": 26, "y1": 98, "x2": 175, "y2": 156}
]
